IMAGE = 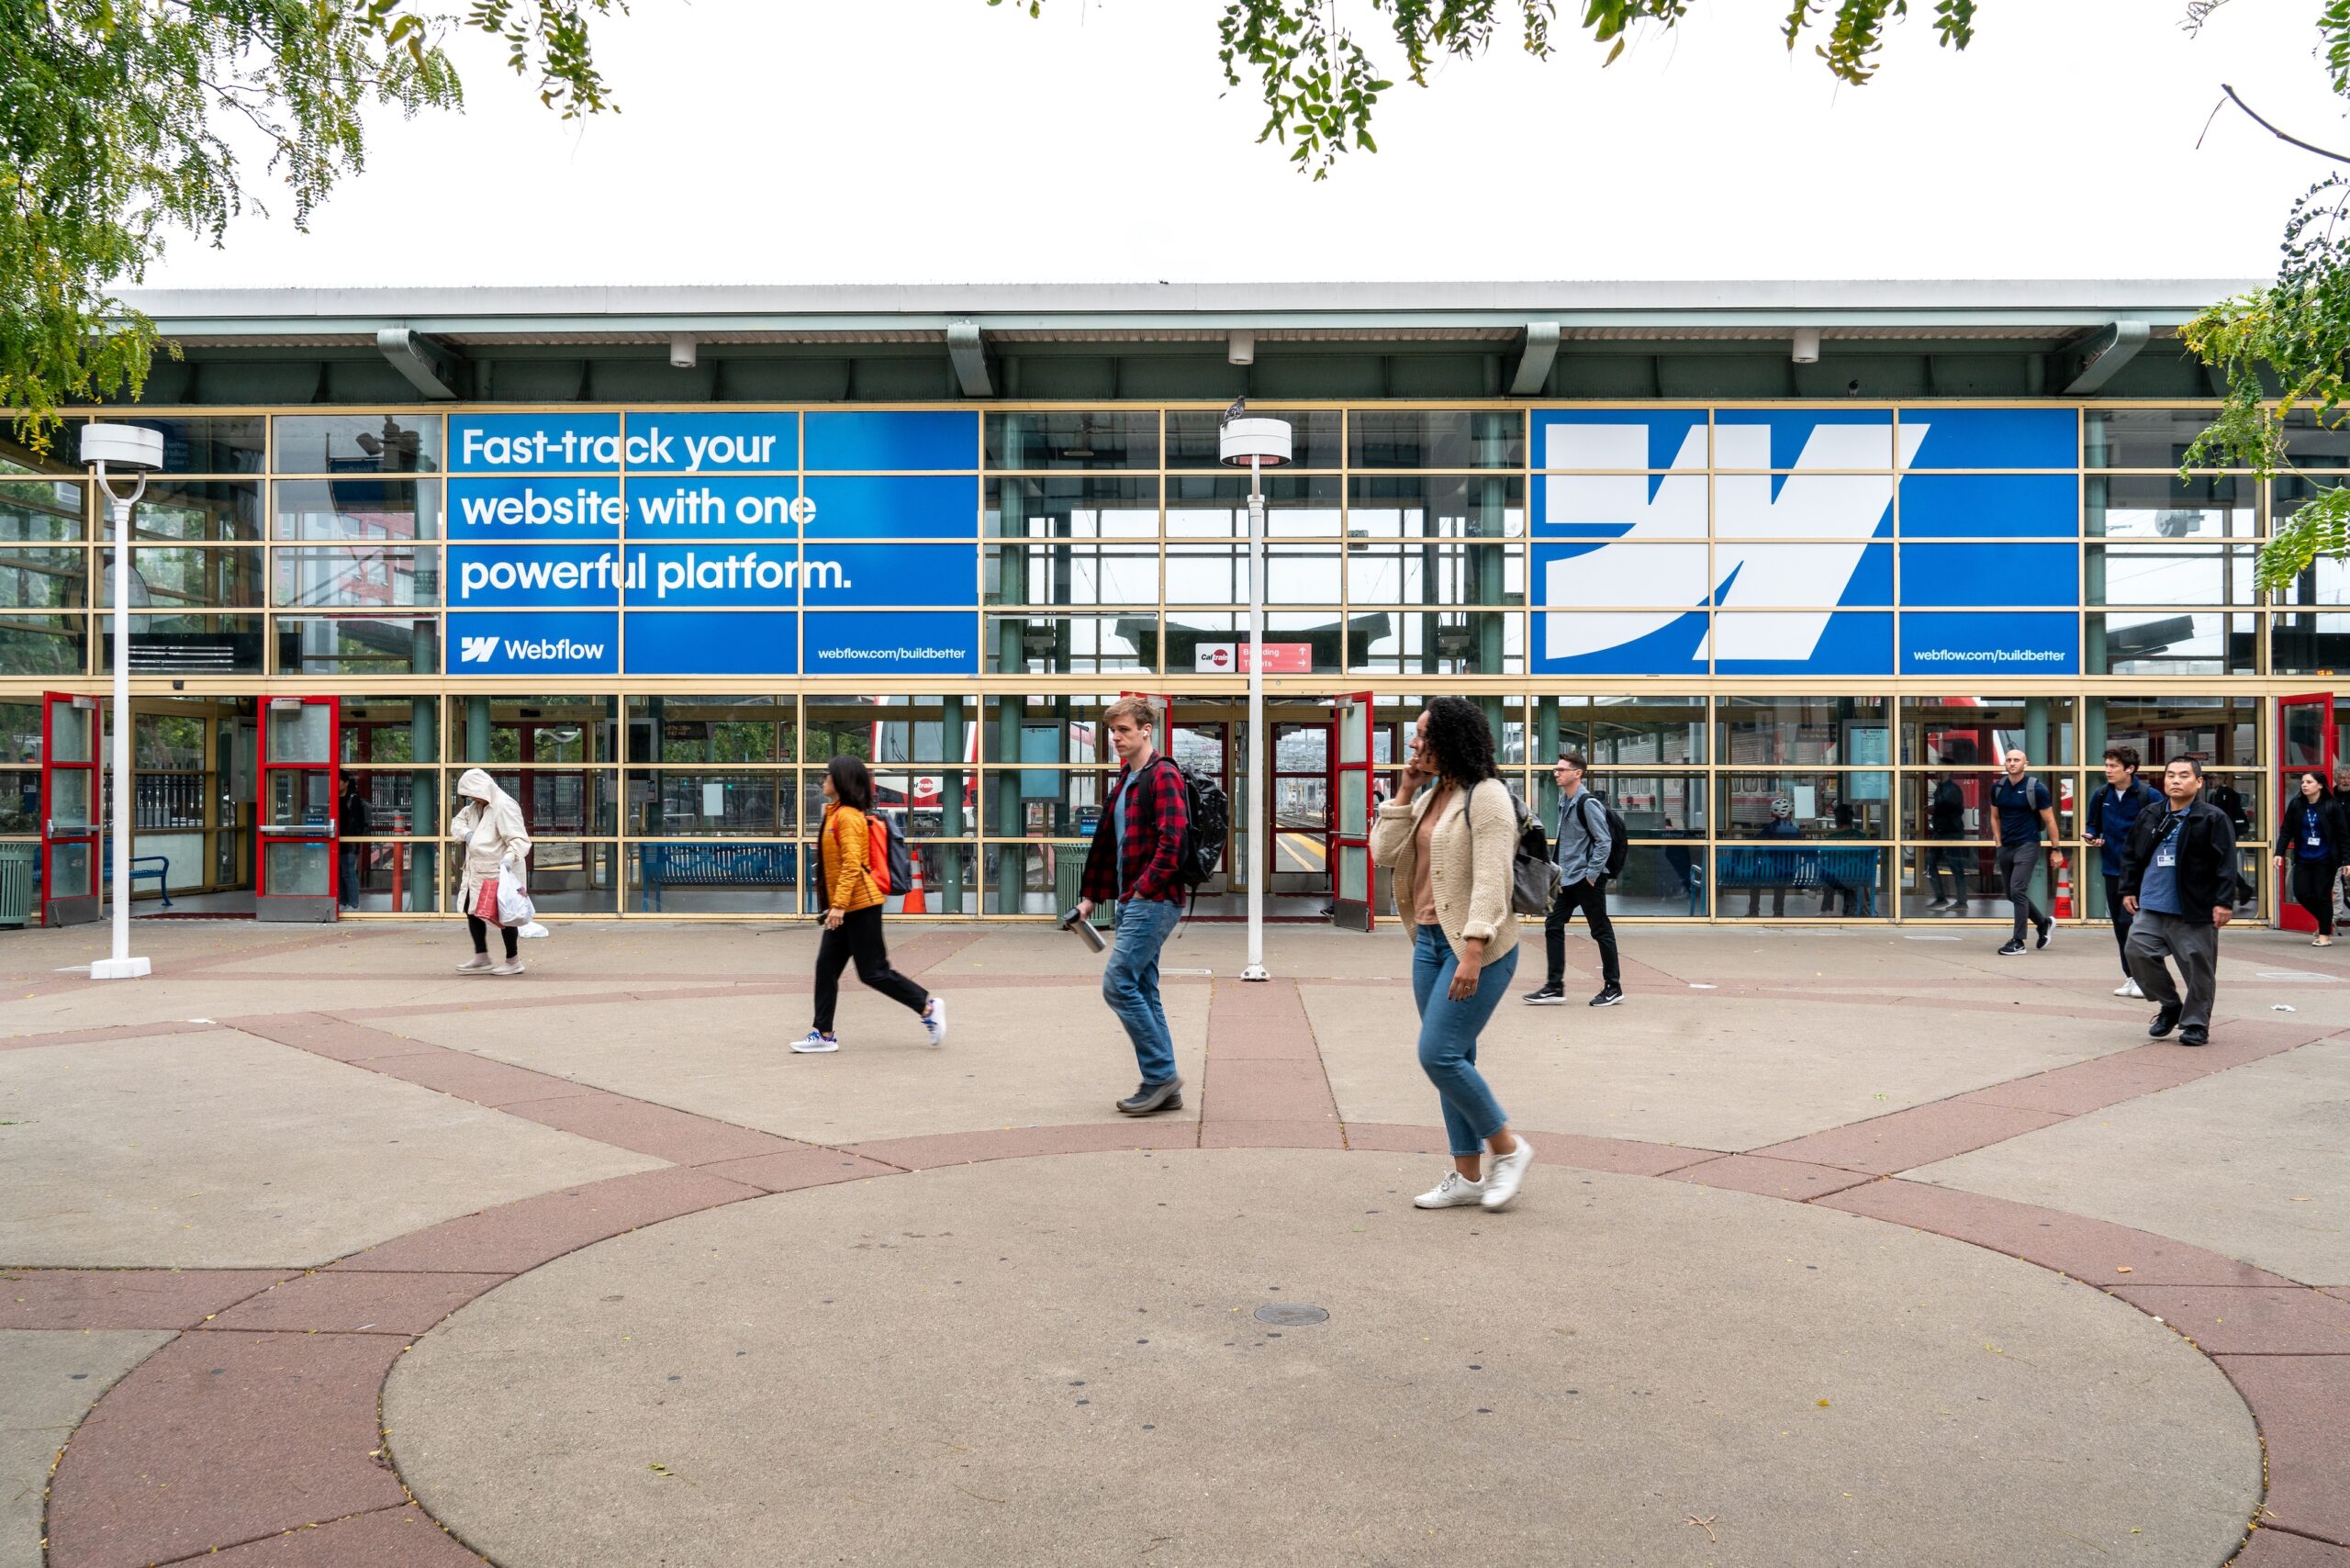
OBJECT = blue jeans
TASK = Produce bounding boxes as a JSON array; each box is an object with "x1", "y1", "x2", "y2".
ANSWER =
[
  {"x1": 1104, "y1": 897, "x2": 1184, "y2": 1085},
  {"x1": 1411, "y1": 924, "x2": 1520, "y2": 1157}
]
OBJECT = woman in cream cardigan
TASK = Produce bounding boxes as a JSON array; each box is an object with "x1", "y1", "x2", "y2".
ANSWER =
[
  {"x1": 451, "y1": 767, "x2": 532, "y2": 976},
  {"x1": 1370, "y1": 697, "x2": 1533, "y2": 1212}
]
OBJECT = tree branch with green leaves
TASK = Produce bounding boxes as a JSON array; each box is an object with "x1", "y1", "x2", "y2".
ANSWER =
[{"x1": 0, "y1": 0, "x2": 625, "y2": 450}]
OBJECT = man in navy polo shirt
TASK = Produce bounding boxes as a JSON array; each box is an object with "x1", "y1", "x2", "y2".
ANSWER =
[{"x1": 1992, "y1": 746, "x2": 2066, "y2": 957}]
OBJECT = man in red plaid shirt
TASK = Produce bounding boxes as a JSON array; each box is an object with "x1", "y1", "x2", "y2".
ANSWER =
[{"x1": 1077, "y1": 697, "x2": 1192, "y2": 1114}]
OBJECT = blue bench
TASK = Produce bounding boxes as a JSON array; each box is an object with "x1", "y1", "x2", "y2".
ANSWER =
[
  {"x1": 1715, "y1": 846, "x2": 1880, "y2": 916},
  {"x1": 636, "y1": 844, "x2": 800, "y2": 912},
  {"x1": 25, "y1": 847, "x2": 173, "y2": 911}
]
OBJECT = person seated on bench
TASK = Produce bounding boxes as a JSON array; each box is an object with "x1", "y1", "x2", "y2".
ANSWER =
[{"x1": 1747, "y1": 796, "x2": 1803, "y2": 917}]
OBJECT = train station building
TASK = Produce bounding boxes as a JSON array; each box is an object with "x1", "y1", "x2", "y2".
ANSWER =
[{"x1": 2, "y1": 278, "x2": 2339, "y2": 928}]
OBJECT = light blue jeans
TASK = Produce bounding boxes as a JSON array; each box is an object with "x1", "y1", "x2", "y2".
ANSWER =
[
  {"x1": 1104, "y1": 897, "x2": 1184, "y2": 1085},
  {"x1": 1412, "y1": 923, "x2": 1519, "y2": 1157}
]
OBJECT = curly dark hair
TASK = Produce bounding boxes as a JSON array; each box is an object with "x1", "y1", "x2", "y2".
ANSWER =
[{"x1": 1418, "y1": 696, "x2": 1499, "y2": 785}]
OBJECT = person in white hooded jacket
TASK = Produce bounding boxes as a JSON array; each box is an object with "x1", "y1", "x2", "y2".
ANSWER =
[{"x1": 451, "y1": 767, "x2": 532, "y2": 975}]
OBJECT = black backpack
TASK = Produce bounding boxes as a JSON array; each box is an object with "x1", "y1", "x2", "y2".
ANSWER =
[
  {"x1": 1145, "y1": 757, "x2": 1228, "y2": 907},
  {"x1": 1577, "y1": 793, "x2": 1632, "y2": 884}
]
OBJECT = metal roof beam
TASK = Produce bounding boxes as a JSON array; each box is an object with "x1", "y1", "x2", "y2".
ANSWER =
[
  {"x1": 1507, "y1": 321, "x2": 1561, "y2": 396},
  {"x1": 375, "y1": 328, "x2": 464, "y2": 399},
  {"x1": 2059, "y1": 320, "x2": 2152, "y2": 395},
  {"x1": 946, "y1": 318, "x2": 994, "y2": 398}
]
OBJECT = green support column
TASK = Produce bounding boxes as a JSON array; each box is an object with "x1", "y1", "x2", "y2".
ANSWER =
[
  {"x1": 410, "y1": 700, "x2": 439, "y2": 913},
  {"x1": 465, "y1": 697, "x2": 490, "y2": 767},
  {"x1": 996, "y1": 697, "x2": 1023, "y2": 915},
  {"x1": 941, "y1": 695, "x2": 967, "y2": 915},
  {"x1": 2082, "y1": 697, "x2": 2109, "y2": 916},
  {"x1": 1536, "y1": 697, "x2": 1561, "y2": 820}
]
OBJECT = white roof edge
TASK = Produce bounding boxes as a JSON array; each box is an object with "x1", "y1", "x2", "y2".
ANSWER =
[{"x1": 121, "y1": 277, "x2": 2262, "y2": 330}]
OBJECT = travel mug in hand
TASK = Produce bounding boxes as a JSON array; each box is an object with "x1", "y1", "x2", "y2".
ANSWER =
[{"x1": 1059, "y1": 906, "x2": 1107, "y2": 953}]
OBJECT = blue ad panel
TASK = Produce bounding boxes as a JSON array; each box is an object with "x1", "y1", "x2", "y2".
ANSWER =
[
  {"x1": 1900, "y1": 407, "x2": 2077, "y2": 469},
  {"x1": 621, "y1": 412, "x2": 797, "y2": 474},
  {"x1": 625, "y1": 611, "x2": 799, "y2": 675},
  {"x1": 450, "y1": 414, "x2": 623, "y2": 473},
  {"x1": 1532, "y1": 409, "x2": 1707, "y2": 472},
  {"x1": 804, "y1": 410, "x2": 977, "y2": 472},
  {"x1": 628, "y1": 476, "x2": 804, "y2": 539},
  {"x1": 623, "y1": 545, "x2": 800, "y2": 608},
  {"x1": 447, "y1": 545, "x2": 623, "y2": 608},
  {"x1": 1715, "y1": 409, "x2": 1890, "y2": 470},
  {"x1": 804, "y1": 610, "x2": 979, "y2": 675},
  {"x1": 1901, "y1": 611, "x2": 2080, "y2": 676},
  {"x1": 446, "y1": 610, "x2": 620, "y2": 675},
  {"x1": 447, "y1": 476, "x2": 624, "y2": 540},
  {"x1": 802, "y1": 475, "x2": 980, "y2": 538},
  {"x1": 800, "y1": 543, "x2": 978, "y2": 608},
  {"x1": 1897, "y1": 543, "x2": 2077, "y2": 608},
  {"x1": 1898, "y1": 473, "x2": 2077, "y2": 537},
  {"x1": 1714, "y1": 611, "x2": 1895, "y2": 676}
]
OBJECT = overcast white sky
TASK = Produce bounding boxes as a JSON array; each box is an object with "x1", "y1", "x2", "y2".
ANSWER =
[{"x1": 142, "y1": 0, "x2": 2341, "y2": 289}]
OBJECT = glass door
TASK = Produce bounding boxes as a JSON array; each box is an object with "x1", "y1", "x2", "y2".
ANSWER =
[
  {"x1": 2277, "y1": 692, "x2": 2337, "y2": 933},
  {"x1": 1268, "y1": 721, "x2": 1331, "y2": 895},
  {"x1": 256, "y1": 695, "x2": 340, "y2": 922},
  {"x1": 39, "y1": 692, "x2": 99, "y2": 927},
  {"x1": 1330, "y1": 691, "x2": 1376, "y2": 931}
]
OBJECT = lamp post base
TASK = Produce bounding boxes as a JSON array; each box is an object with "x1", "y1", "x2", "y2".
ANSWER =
[
  {"x1": 1240, "y1": 963, "x2": 1271, "y2": 982},
  {"x1": 89, "y1": 957, "x2": 151, "y2": 981}
]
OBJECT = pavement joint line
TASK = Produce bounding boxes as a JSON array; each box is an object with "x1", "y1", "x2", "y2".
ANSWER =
[{"x1": 139, "y1": 1502, "x2": 452, "y2": 1568}]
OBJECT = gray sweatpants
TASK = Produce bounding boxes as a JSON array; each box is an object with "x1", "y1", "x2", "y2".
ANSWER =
[
  {"x1": 2125, "y1": 911, "x2": 2219, "y2": 1032},
  {"x1": 1996, "y1": 844, "x2": 2046, "y2": 942}
]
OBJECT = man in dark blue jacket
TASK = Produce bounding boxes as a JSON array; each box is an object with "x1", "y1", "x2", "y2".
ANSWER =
[
  {"x1": 2121, "y1": 758, "x2": 2237, "y2": 1047},
  {"x1": 2084, "y1": 745, "x2": 2159, "y2": 999}
]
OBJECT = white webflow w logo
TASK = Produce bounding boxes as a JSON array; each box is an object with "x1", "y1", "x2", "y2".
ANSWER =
[
  {"x1": 1541, "y1": 420, "x2": 1928, "y2": 664},
  {"x1": 458, "y1": 635, "x2": 499, "y2": 665}
]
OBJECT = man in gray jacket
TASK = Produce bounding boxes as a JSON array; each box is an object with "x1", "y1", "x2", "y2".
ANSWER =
[{"x1": 1524, "y1": 751, "x2": 1623, "y2": 1008}]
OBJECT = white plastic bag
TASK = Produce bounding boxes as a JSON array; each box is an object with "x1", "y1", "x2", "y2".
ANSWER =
[
  {"x1": 517, "y1": 921, "x2": 551, "y2": 940},
  {"x1": 495, "y1": 862, "x2": 535, "y2": 926}
]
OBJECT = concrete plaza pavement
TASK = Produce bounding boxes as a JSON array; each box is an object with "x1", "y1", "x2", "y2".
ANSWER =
[{"x1": 3, "y1": 914, "x2": 2347, "y2": 1566}]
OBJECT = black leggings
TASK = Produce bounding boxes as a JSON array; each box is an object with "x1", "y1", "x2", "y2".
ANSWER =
[
  {"x1": 468, "y1": 913, "x2": 519, "y2": 958},
  {"x1": 2291, "y1": 859, "x2": 2338, "y2": 936},
  {"x1": 813, "y1": 904, "x2": 930, "y2": 1033}
]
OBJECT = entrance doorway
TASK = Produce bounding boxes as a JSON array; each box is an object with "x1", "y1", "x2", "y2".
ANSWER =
[{"x1": 2279, "y1": 692, "x2": 2337, "y2": 934}]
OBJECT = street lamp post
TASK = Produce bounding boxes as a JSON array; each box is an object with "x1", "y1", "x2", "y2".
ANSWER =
[
  {"x1": 80, "y1": 423, "x2": 163, "y2": 980},
  {"x1": 1217, "y1": 406, "x2": 1292, "y2": 983}
]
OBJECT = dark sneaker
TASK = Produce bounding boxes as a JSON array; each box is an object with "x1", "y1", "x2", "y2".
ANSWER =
[
  {"x1": 2178, "y1": 1024, "x2": 2209, "y2": 1047},
  {"x1": 2148, "y1": 1004, "x2": 2182, "y2": 1039},
  {"x1": 1521, "y1": 984, "x2": 1567, "y2": 1006},
  {"x1": 2035, "y1": 919, "x2": 2054, "y2": 950},
  {"x1": 1116, "y1": 1078, "x2": 1184, "y2": 1115},
  {"x1": 1589, "y1": 985, "x2": 1624, "y2": 1008},
  {"x1": 1996, "y1": 940, "x2": 2026, "y2": 957}
]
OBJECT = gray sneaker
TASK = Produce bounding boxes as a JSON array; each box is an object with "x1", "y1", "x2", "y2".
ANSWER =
[
  {"x1": 455, "y1": 953, "x2": 493, "y2": 973},
  {"x1": 491, "y1": 958, "x2": 525, "y2": 977},
  {"x1": 1116, "y1": 1077, "x2": 1183, "y2": 1115}
]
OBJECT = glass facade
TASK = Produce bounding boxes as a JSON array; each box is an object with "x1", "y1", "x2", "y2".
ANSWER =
[{"x1": 0, "y1": 400, "x2": 2332, "y2": 924}]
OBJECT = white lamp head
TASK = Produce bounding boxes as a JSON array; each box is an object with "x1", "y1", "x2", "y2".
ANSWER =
[
  {"x1": 1218, "y1": 416, "x2": 1292, "y2": 467},
  {"x1": 79, "y1": 423, "x2": 165, "y2": 471},
  {"x1": 1790, "y1": 328, "x2": 1822, "y2": 365}
]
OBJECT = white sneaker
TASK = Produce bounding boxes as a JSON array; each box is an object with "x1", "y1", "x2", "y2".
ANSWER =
[
  {"x1": 790, "y1": 1031, "x2": 841, "y2": 1054},
  {"x1": 1482, "y1": 1139, "x2": 1535, "y2": 1211},
  {"x1": 1413, "y1": 1171, "x2": 1487, "y2": 1209},
  {"x1": 455, "y1": 954, "x2": 493, "y2": 973},
  {"x1": 491, "y1": 958, "x2": 524, "y2": 977},
  {"x1": 922, "y1": 996, "x2": 947, "y2": 1047},
  {"x1": 2114, "y1": 978, "x2": 2145, "y2": 999}
]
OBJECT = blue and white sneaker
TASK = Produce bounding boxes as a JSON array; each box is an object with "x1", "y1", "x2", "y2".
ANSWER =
[
  {"x1": 790, "y1": 1031, "x2": 841, "y2": 1054},
  {"x1": 921, "y1": 996, "x2": 947, "y2": 1047}
]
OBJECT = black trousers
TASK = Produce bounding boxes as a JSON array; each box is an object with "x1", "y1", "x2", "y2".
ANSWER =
[
  {"x1": 813, "y1": 904, "x2": 931, "y2": 1033},
  {"x1": 2102, "y1": 877, "x2": 2133, "y2": 976},
  {"x1": 466, "y1": 913, "x2": 518, "y2": 959},
  {"x1": 1545, "y1": 879, "x2": 1620, "y2": 988},
  {"x1": 2291, "y1": 858, "x2": 2339, "y2": 936}
]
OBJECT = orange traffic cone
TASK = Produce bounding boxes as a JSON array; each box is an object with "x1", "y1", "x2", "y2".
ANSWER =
[
  {"x1": 2053, "y1": 857, "x2": 2073, "y2": 920},
  {"x1": 902, "y1": 854, "x2": 927, "y2": 915}
]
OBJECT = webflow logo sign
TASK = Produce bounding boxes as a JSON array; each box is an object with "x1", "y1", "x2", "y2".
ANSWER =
[
  {"x1": 444, "y1": 611, "x2": 620, "y2": 676},
  {"x1": 1533, "y1": 413, "x2": 1916, "y2": 675}
]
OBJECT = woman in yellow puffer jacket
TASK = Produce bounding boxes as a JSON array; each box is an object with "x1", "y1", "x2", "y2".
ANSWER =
[{"x1": 796, "y1": 755, "x2": 946, "y2": 1053}]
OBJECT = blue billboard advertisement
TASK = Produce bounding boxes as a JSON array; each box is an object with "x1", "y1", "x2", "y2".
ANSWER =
[
  {"x1": 444, "y1": 411, "x2": 981, "y2": 677},
  {"x1": 1531, "y1": 407, "x2": 2083, "y2": 677}
]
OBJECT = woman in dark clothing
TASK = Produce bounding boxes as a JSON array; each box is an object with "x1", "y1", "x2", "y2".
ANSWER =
[{"x1": 2273, "y1": 771, "x2": 2347, "y2": 946}]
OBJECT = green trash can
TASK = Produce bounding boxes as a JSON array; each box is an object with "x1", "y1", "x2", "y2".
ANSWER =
[{"x1": 0, "y1": 843, "x2": 35, "y2": 928}]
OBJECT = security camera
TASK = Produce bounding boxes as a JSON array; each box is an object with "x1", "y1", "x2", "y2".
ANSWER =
[
  {"x1": 1845, "y1": 378, "x2": 1863, "y2": 396},
  {"x1": 670, "y1": 333, "x2": 698, "y2": 370}
]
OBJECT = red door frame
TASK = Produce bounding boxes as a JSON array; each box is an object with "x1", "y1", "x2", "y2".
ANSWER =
[
  {"x1": 2277, "y1": 692, "x2": 2338, "y2": 932},
  {"x1": 1331, "y1": 691, "x2": 1377, "y2": 932},
  {"x1": 39, "y1": 691, "x2": 101, "y2": 927},
  {"x1": 255, "y1": 695, "x2": 341, "y2": 917}
]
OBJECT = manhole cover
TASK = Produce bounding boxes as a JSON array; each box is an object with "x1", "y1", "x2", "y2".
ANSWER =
[{"x1": 1254, "y1": 1303, "x2": 1328, "y2": 1327}]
